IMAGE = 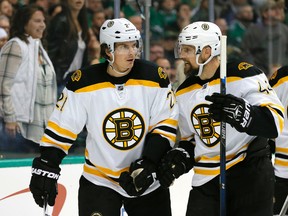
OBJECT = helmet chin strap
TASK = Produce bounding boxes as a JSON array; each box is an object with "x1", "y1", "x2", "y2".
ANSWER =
[
  {"x1": 195, "y1": 54, "x2": 214, "y2": 76},
  {"x1": 109, "y1": 64, "x2": 130, "y2": 76},
  {"x1": 107, "y1": 53, "x2": 130, "y2": 76}
]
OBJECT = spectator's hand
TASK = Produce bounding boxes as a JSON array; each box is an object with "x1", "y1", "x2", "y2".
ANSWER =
[
  {"x1": 119, "y1": 158, "x2": 156, "y2": 196},
  {"x1": 5, "y1": 122, "x2": 20, "y2": 137},
  {"x1": 205, "y1": 93, "x2": 254, "y2": 132},
  {"x1": 157, "y1": 148, "x2": 194, "y2": 188},
  {"x1": 29, "y1": 157, "x2": 61, "y2": 207}
]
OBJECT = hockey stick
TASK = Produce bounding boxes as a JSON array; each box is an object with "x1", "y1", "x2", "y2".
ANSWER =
[
  {"x1": 219, "y1": 35, "x2": 227, "y2": 216},
  {"x1": 43, "y1": 194, "x2": 52, "y2": 216},
  {"x1": 279, "y1": 195, "x2": 288, "y2": 216}
]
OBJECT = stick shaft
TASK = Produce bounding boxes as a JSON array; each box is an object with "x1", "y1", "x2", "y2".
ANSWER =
[
  {"x1": 43, "y1": 194, "x2": 48, "y2": 216},
  {"x1": 279, "y1": 195, "x2": 288, "y2": 216},
  {"x1": 220, "y1": 35, "x2": 227, "y2": 216},
  {"x1": 43, "y1": 194, "x2": 53, "y2": 216}
]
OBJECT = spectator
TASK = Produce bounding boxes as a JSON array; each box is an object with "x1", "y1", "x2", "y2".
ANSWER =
[
  {"x1": 47, "y1": 0, "x2": 89, "y2": 95},
  {"x1": 163, "y1": 31, "x2": 178, "y2": 66},
  {"x1": 0, "y1": 5, "x2": 57, "y2": 153},
  {"x1": 214, "y1": 17, "x2": 228, "y2": 35},
  {"x1": 121, "y1": 0, "x2": 138, "y2": 18},
  {"x1": 228, "y1": 3, "x2": 254, "y2": 48},
  {"x1": 219, "y1": 0, "x2": 249, "y2": 25},
  {"x1": 182, "y1": 0, "x2": 199, "y2": 8},
  {"x1": 128, "y1": 14, "x2": 143, "y2": 33},
  {"x1": 176, "y1": 2, "x2": 192, "y2": 30},
  {"x1": 150, "y1": 40, "x2": 165, "y2": 62},
  {"x1": 191, "y1": 0, "x2": 215, "y2": 22},
  {"x1": 168, "y1": 2, "x2": 192, "y2": 36},
  {"x1": 274, "y1": 0, "x2": 286, "y2": 23},
  {"x1": 29, "y1": 18, "x2": 178, "y2": 216},
  {"x1": 86, "y1": 0, "x2": 104, "y2": 27},
  {"x1": 227, "y1": 3, "x2": 254, "y2": 61},
  {"x1": 0, "y1": 0, "x2": 14, "y2": 20},
  {"x1": 0, "y1": 15, "x2": 10, "y2": 35},
  {"x1": 91, "y1": 9, "x2": 105, "y2": 41},
  {"x1": 101, "y1": 0, "x2": 114, "y2": 19},
  {"x1": 149, "y1": 3, "x2": 164, "y2": 40},
  {"x1": 128, "y1": 14, "x2": 144, "y2": 59},
  {"x1": 0, "y1": 27, "x2": 8, "y2": 49},
  {"x1": 87, "y1": 28, "x2": 100, "y2": 65},
  {"x1": 158, "y1": 0, "x2": 178, "y2": 36},
  {"x1": 241, "y1": 0, "x2": 288, "y2": 78}
]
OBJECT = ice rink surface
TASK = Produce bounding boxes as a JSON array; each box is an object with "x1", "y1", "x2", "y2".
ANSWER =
[{"x1": 0, "y1": 164, "x2": 194, "y2": 216}]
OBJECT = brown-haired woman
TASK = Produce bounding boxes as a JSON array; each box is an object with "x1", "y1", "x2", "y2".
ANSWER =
[{"x1": 0, "y1": 5, "x2": 57, "y2": 153}]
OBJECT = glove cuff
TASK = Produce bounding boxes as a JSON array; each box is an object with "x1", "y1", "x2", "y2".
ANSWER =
[
  {"x1": 131, "y1": 158, "x2": 156, "y2": 173},
  {"x1": 32, "y1": 157, "x2": 61, "y2": 180},
  {"x1": 40, "y1": 147, "x2": 66, "y2": 168}
]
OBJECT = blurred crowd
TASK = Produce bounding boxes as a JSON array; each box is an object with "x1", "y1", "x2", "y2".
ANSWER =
[
  {"x1": 0, "y1": 0, "x2": 287, "y2": 80},
  {"x1": 0, "y1": 0, "x2": 288, "y2": 157}
]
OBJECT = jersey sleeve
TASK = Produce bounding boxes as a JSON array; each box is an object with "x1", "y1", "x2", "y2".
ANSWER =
[
  {"x1": 149, "y1": 84, "x2": 179, "y2": 147},
  {"x1": 240, "y1": 72, "x2": 284, "y2": 138},
  {"x1": 40, "y1": 87, "x2": 88, "y2": 154}
]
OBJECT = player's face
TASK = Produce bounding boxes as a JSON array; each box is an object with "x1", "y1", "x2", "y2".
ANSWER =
[
  {"x1": 112, "y1": 41, "x2": 139, "y2": 72},
  {"x1": 178, "y1": 45, "x2": 199, "y2": 75}
]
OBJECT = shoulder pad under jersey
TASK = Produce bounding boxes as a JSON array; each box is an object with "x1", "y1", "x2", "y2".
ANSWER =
[
  {"x1": 131, "y1": 59, "x2": 170, "y2": 88},
  {"x1": 269, "y1": 65, "x2": 288, "y2": 87},
  {"x1": 226, "y1": 61, "x2": 263, "y2": 78},
  {"x1": 66, "y1": 62, "x2": 109, "y2": 92}
]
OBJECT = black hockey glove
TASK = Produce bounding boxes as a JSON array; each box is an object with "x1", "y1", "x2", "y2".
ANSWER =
[
  {"x1": 274, "y1": 176, "x2": 288, "y2": 214},
  {"x1": 29, "y1": 157, "x2": 61, "y2": 207},
  {"x1": 157, "y1": 148, "x2": 194, "y2": 188},
  {"x1": 205, "y1": 93, "x2": 254, "y2": 133},
  {"x1": 119, "y1": 158, "x2": 156, "y2": 196}
]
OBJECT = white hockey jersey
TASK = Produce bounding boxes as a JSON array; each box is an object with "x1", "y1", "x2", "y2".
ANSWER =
[
  {"x1": 40, "y1": 59, "x2": 179, "y2": 197},
  {"x1": 176, "y1": 61, "x2": 284, "y2": 187},
  {"x1": 270, "y1": 66, "x2": 288, "y2": 179}
]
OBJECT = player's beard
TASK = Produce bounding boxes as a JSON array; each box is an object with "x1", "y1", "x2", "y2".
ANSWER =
[{"x1": 184, "y1": 61, "x2": 199, "y2": 77}]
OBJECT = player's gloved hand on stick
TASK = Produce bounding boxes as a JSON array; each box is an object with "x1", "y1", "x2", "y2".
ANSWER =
[
  {"x1": 205, "y1": 93, "x2": 254, "y2": 132},
  {"x1": 119, "y1": 158, "x2": 156, "y2": 196},
  {"x1": 29, "y1": 157, "x2": 61, "y2": 207},
  {"x1": 157, "y1": 148, "x2": 194, "y2": 188}
]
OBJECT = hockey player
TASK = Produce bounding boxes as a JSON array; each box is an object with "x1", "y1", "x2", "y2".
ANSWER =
[
  {"x1": 157, "y1": 21, "x2": 284, "y2": 216},
  {"x1": 269, "y1": 66, "x2": 288, "y2": 215},
  {"x1": 29, "y1": 18, "x2": 178, "y2": 216}
]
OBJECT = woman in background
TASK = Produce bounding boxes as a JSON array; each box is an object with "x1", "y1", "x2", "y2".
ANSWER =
[
  {"x1": 0, "y1": 5, "x2": 57, "y2": 153},
  {"x1": 47, "y1": 0, "x2": 88, "y2": 95}
]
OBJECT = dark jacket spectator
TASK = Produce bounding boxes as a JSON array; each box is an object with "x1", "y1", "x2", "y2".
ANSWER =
[{"x1": 47, "y1": 0, "x2": 89, "y2": 93}]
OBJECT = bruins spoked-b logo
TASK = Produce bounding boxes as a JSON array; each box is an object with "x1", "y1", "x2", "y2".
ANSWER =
[
  {"x1": 103, "y1": 108, "x2": 145, "y2": 150},
  {"x1": 191, "y1": 104, "x2": 221, "y2": 147}
]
